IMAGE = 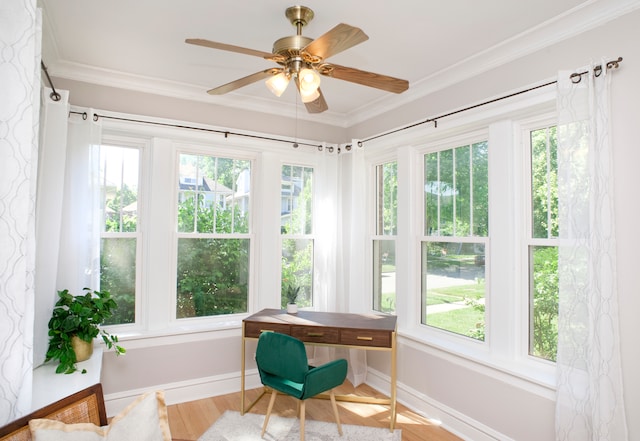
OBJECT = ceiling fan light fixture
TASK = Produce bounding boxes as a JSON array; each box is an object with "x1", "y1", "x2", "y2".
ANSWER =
[
  {"x1": 265, "y1": 72, "x2": 290, "y2": 97},
  {"x1": 300, "y1": 87, "x2": 320, "y2": 103},
  {"x1": 298, "y1": 68, "x2": 321, "y2": 93}
]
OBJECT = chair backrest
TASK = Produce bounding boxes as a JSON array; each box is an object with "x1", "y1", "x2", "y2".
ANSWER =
[
  {"x1": 255, "y1": 332, "x2": 309, "y2": 384},
  {"x1": 0, "y1": 383, "x2": 107, "y2": 441}
]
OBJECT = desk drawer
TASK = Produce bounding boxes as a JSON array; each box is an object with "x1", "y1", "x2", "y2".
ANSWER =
[
  {"x1": 291, "y1": 326, "x2": 339, "y2": 344},
  {"x1": 340, "y1": 329, "x2": 391, "y2": 348},
  {"x1": 244, "y1": 321, "x2": 290, "y2": 338}
]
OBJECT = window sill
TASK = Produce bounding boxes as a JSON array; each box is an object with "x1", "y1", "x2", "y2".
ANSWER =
[
  {"x1": 398, "y1": 327, "x2": 556, "y2": 399},
  {"x1": 107, "y1": 316, "x2": 245, "y2": 350},
  {"x1": 32, "y1": 347, "x2": 103, "y2": 411}
]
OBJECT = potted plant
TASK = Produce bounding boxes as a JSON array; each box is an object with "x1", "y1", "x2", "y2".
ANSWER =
[
  {"x1": 283, "y1": 284, "x2": 301, "y2": 314},
  {"x1": 46, "y1": 288, "x2": 126, "y2": 374}
]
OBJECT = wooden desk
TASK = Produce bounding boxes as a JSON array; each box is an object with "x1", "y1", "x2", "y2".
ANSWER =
[{"x1": 241, "y1": 308, "x2": 398, "y2": 430}]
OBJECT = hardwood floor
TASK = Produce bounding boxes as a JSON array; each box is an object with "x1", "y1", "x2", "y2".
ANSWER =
[{"x1": 167, "y1": 381, "x2": 462, "y2": 441}]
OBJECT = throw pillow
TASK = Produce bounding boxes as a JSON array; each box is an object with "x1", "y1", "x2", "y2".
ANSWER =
[{"x1": 29, "y1": 390, "x2": 172, "y2": 441}]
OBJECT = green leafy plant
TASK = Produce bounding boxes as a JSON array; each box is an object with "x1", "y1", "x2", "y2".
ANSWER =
[
  {"x1": 46, "y1": 288, "x2": 126, "y2": 374},
  {"x1": 283, "y1": 284, "x2": 301, "y2": 305}
]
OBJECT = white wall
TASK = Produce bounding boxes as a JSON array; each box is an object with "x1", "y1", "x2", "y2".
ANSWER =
[{"x1": 46, "y1": 8, "x2": 640, "y2": 441}]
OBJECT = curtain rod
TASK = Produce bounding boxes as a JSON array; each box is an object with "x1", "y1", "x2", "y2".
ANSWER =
[
  {"x1": 360, "y1": 56, "x2": 623, "y2": 145},
  {"x1": 40, "y1": 60, "x2": 61, "y2": 102},
  {"x1": 53, "y1": 56, "x2": 623, "y2": 148},
  {"x1": 68, "y1": 111, "x2": 331, "y2": 151}
]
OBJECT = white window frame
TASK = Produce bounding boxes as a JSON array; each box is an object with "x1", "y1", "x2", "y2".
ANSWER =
[
  {"x1": 171, "y1": 143, "x2": 257, "y2": 326},
  {"x1": 280, "y1": 161, "x2": 316, "y2": 309},
  {"x1": 99, "y1": 134, "x2": 149, "y2": 336},
  {"x1": 95, "y1": 113, "x2": 334, "y2": 351},
  {"x1": 520, "y1": 114, "x2": 559, "y2": 366},
  {"x1": 370, "y1": 156, "x2": 398, "y2": 314},
  {"x1": 364, "y1": 88, "x2": 558, "y2": 395}
]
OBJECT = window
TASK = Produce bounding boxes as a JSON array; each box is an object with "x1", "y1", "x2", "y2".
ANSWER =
[
  {"x1": 421, "y1": 141, "x2": 488, "y2": 340},
  {"x1": 176, "y1": 153, "x2": 251, "y2": 318},
  {"x1": 280, "y1": 164, "x2": 314, "y2": 308},
  {"x1": 99, "y1": 144, "x2": 140, "y2": 325},
  {"x1": 527, "y1": 126, "x2": 559, "y2": 361},
  {"x1": 373, "y1": 161, "x2": 397, "y2": 313}
]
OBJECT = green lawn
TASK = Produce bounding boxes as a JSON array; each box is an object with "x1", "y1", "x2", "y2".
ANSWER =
[
  {"x1": 426, "y1": 305, "x2": 484, "y2": 338},
  {"x1": 426, "y1": 280, "x2": 485, "y2": 339}
]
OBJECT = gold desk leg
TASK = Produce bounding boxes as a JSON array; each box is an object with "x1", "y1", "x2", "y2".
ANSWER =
[{"x1": 390, "y1": 330, "x2": 397, "y2": 431}]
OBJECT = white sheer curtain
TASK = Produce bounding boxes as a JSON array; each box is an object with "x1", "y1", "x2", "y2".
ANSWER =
[
  {"x1": 555, "y1": 59, "x2": 628, "y2": 440},
  {"x1": 0, "y1": 0, "x2": 40, "y2": 423},
  {"x1": 311, "y1": 142, "x2": 367, "y2": 387},
  {"x1": 34, "y1": 88, "x2": 70, "y2": 368},
  {"x1": 56, "y1": 111, "x2": 102, "y2": 295},
  {"x1": 312, "y1": 146, "x2": 339, "y2": 313}
]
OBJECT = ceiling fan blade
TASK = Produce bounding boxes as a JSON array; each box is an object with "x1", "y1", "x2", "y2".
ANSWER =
[
  {"x1": 186, "y1": 38, "x2": 284, "y2": 62},
  {"x1": 207, "y1": 68, "x2": 281, "y2": 95},
  {"x1": 304, "y1": 88, "x2": 328, "y2": 114},
  {"x1": 322, "y1": 64, "x2": 409, "y2": 93},
  {"x1": 302, "y1": 23, "x2": 368, "y2": 61}
]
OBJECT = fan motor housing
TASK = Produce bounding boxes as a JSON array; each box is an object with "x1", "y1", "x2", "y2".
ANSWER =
[{"x1": 272, "y1": 35, "x2": 313, "y2": 58}]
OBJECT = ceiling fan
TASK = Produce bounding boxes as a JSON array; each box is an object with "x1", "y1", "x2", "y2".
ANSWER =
[{"x1": 186, "y1": 5, "x2": 409, "y2": 114}]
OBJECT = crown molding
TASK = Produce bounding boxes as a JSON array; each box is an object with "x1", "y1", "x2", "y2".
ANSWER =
[{"x1": 42, "y1": 0, "x2": 640, "y2": 129}]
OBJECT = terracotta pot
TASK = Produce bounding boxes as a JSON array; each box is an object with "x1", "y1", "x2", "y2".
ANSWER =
[{"x1": 71, "y1": 335, "x2": 93, "y2": 362}]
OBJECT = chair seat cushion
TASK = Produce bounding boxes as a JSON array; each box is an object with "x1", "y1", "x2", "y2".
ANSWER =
[{"x1": 261, "y1": 372, "x2": 304, "y2": 399}]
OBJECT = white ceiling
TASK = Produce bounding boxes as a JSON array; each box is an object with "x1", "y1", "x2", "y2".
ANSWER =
[{"x1": 39, "y1": 0, "x2": 634, "y2": 127}]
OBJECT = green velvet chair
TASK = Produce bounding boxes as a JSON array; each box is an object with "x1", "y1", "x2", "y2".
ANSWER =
[{"x1": 255, "y1": 331, "x2": 348, "y2": 441}]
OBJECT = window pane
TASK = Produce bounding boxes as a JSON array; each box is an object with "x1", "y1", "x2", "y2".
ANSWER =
[
  {"x1": 439, "y1": 149, "x2": 455, "y2": 235},
  {"x1": 472, "y1": 142, "x2": 489, "y2": 236},
  {"x1": 281, "y1": 165, "x2": 313, "y2": 235},
  {"x1": 528, "y1": 125, "x2": 559, "y2": 362},
  {"x1": 178, "y1": 154, "x2": 250, "y2": 234},
  {"x1": 421, "y1": 241, "x2": 486, "y2": 340},
  {"x1": 373, "y1": 240, "x2": 395, "y2": 313},
  {"x1": 99, "y1": 145, "x2": 139, "y2": 326},
  {"x1": 281, "y1": 239, "x2": 313, "y2": 308},
  {"x1": 424, "y1": 143, "x2": 487, "y2": 237},
  {"x1": 424, "y1": 152, "x2": 439, "y2": 235},
  {"x1": 530, "y1": 127, "x2": 558, "y2": 238},
  {"x1": 376, "y1": 162, "x2": 397, "y2": 236},
  {"x1": 101, "y1": 146, "x2": 139, "y2": 233},
  {"x1": 529, "y1": 246, "x2": 558, "y2": 361},
  {"x1": 176, "y1": 238, "x2": 249, "y2": 317},
  {"x1": 100, "y1": 238, "x2": 136, "y2": 325},
  {"x1": 281, "y1": 164, "x2": 314, "y2": 307},
  {"x1": 422, "y1": 142, "x2": 488, "y2": 340}
]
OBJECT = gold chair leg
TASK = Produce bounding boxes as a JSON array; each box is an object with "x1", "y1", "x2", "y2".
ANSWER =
[
  {"x1": 329, "y1": 390, "x2": 343, "y2": 436},
  {"x1": 299, "y1": 400, "x2": 306, "y2": 441},
  {"x1": 261, "y1": 390, "x2": 278, "y2": 437}
]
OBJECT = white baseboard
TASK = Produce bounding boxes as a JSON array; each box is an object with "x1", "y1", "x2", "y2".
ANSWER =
[
  {"x1": 103, "y1": 368, "x2": 262, "y2": 417},
  {"x1": 104, "y1": 366, "x2": 509, "y2": 441},
  {"x1": 365, "y1": 367, "x2": 512, "y2": 441}
]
